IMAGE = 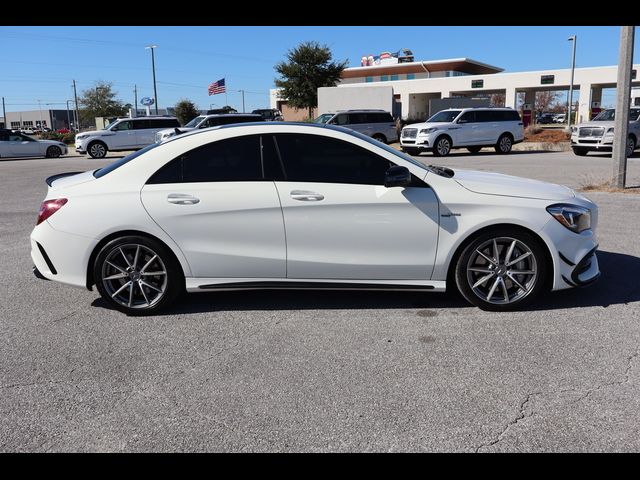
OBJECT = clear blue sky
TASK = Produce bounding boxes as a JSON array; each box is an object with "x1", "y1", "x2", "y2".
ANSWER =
[{"x1": 1, "y1": 26, "x2": 638, "y2": 113}]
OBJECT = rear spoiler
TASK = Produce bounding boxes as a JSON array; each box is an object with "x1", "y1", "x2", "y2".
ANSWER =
[{"x1": 46, "y1": 171, "x2": 83, "y2": 187}]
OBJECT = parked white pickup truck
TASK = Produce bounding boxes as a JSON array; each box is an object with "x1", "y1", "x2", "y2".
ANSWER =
[{"x1": 570, "y1": 107, "x2": 640, "y2": 157}]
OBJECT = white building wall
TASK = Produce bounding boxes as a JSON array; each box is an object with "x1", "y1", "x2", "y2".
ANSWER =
[{"x1": 317, "y1": 86, "x2": 394, "y2": 114}]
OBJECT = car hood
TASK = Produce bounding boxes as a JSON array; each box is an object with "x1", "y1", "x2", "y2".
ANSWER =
[
  {"x1": 404, "y1": 122, "x2": 445, "y2": 130},
  {"x1": 38, "y1": 139, "x2": 67, "y2": 146},
  {"x1": 575, "y1": 121, "x2": 614, "y2": 129},
  {"x1": 453, "y1": 169, "x2": 575, "y2": 201}
]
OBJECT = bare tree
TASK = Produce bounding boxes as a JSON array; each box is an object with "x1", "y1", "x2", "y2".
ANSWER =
[
  {"x1": 489, "y1": 93, "x2": 505, "y2": 107},
  {"x1": 535, "y1": 91, "x2": 560, "y2": 113}
]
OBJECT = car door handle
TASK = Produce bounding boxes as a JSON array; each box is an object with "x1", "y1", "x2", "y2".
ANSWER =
[
  {"x1": 290, "y1": 190, "x2": 324, "y2": 201},
  {"x1": 167, "y1": 193, "x2": 200, "y2": 205}
]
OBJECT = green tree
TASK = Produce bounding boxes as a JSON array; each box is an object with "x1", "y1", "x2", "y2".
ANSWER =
[
  {"x1": 275, "y1": 41, "x2": 347, "y2": 119},
  {"x1": 78, "y1": 81, "x2": 128, "y2": 127},
  {"x1": 174, "y1": 99, "x2": 200, "y2": 126}
]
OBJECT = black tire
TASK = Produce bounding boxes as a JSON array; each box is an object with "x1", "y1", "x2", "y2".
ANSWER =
[
  {"x1": 432, "y1": 135, "x2": 452, "y2": 157},
  {"x1": 626, "y1": 135, "x2": 636, "y2": 158},
  {"x1": 494, "y1": 134, "x2": 513, "y2": 154},
  {"x1": 572, "y1": 147, "x2": 589, "y2": 156},
  {"x1": 46, "y1": 146, "x2": 62, "y2": 158},
  {"x1": 454, "y1": 228, "x2": 549, "y2": 311},
  {"x1": 87, "y1": 141, "x2": 108, "y2": 159},
  {"x1": 93, "y1": 235, "x2": 184, "y2": 315},
  {"x1": 372, "y1": 133, "x2": 387, "y2": 144},
  {"x1": 467, "y1": 146, "x2": 482, "y2": 154},
  {"x1": 402, "y1": 147, "x2": 419, "y2": 156}
]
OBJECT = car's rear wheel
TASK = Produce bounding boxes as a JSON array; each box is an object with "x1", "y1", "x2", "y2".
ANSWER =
[
  {"x1": 467, "y1": 146, "x2": 482, "y2": 154},
  {"x1": 93, "y1": 235, "x2": 184, "y2": 315},
  {"x1": 372, "y1": 133, "x2": 387, "y2": 144},
  {"x1": 88, "y1": 141, "x2": 108, "y2": 159},
  {"x1": 46, "y1": 146, "x2": 62, "y2": 158},
  {"x1": 572, "y1": 147, "x2": 589, "y2": 156},
  {"x1": 495, "y1": 134, "x2": 513, "y2": 154},
  {"x1": 433, "y1": 136, "x2": 452, "y2": 157},
  {"x1": 454, "y1": 229, "x2": 548, "y2": 311}
]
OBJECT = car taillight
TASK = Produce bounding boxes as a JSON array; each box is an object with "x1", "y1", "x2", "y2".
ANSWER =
[{"x1": 36, "y1": 198, "x2": 67, "y2": 226}]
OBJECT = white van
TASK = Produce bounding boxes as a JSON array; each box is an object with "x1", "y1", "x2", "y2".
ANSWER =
[
  {"x1": 400, "y1": 107, "x2": 524, "y2": 156},
  {"x1": 75, "y1": 116, "x2": 180, "y2": 158}
]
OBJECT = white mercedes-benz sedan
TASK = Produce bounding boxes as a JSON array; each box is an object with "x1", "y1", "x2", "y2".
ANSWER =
[{"x1": 30, "y1": 123, "x2": 600, "y2": 315}]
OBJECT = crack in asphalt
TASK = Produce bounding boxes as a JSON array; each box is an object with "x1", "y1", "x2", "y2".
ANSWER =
[
  {"x1": 52, "y1": 310, "x2": 78, "y2": 323},
  {"x1": 474, "y1": 347, "x2": 640, "y2": 453},
  {"x1": 474, "y1": 391, "x2": 542, "y2": 453}
]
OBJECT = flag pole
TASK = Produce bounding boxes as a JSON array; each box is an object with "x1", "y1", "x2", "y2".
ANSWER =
[{"x1": 225, "y1": 76, "x2": 228, "y2": 107}]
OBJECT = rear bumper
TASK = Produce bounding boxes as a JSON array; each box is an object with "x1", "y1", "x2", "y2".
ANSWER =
[{"x1": 30, "y1": 220, "x2": 98, "y2": 289}]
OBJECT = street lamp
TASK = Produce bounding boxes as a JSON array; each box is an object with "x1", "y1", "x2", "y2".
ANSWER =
[
  {"x1": 567, "y1": 35, "x2": 577, "y2": 127},
  {"x1": 37, "y1": 99, "x2": 43, "y2": 131},
  {"x1": 145, "y1": 44, "x2": 159, "y2": 115}
]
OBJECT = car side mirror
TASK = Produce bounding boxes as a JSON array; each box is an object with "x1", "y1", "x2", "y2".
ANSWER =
[{"x1": 385, "y1": 166, "x2": 412, "y2": 188}]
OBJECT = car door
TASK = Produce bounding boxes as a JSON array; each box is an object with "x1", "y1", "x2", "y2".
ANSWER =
[
  {"x1": 272, "y1": 132, "x2": 439, "y2": 280},
  {"x1": 140, "y1": 134, "x2": 286, "y2": 278},
  {"x1": 9, "y1": 133, "x2": 42, "y2": 157},
  {"x1": 473, "y1": 110, "x2": 499, "y2": 144},
  {"x1": 134, "y1": 119, "x2": 157, "y2": 147},
  {"x1": 109, "y1": 120, "x2": 138, "y2": 149},
  {"x1": 453, "y1": 111, "x2": 479, "y2": 146}
]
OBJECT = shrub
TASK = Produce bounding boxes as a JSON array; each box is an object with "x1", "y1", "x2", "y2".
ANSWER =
[
  {"x1": 61, "y1": 133, "x2": 76, "y2": 144},
  {"x1": 525, "y1": 125, "x2": 543, "y2": 136}
]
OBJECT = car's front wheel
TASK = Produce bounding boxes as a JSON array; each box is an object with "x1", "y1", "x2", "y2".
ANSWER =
[
  {"x1": 46, "y1": 146, "x2": 62, "y2": 158},
  {"x1": 432, "y1": 136, "x2": 452, "y2": 157},
  {"x1": 454, "y1": 229, "x2": 548, "y2": 311},
  {"x1": 88, "y1": 141, "x2": 108, "y2": 159},
  {"x1": 627, "y1": 135, "x2": 636, "y2": 158},
  {"x1": 93, "y1": 235, "x2": 184, "y2": 315}
]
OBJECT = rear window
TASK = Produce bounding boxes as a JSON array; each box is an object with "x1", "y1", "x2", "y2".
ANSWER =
[
  {"x1": 93, "y1": 142, "x2": 161, "y2": 178},
  {"x1": 368, "y1": 112, "x2": 393, "y2": 123}
]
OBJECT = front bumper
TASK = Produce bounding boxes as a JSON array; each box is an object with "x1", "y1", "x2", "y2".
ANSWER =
[
  {"x1": 540, "y1": 216, "x2": 600, "y2": 291},
  {"x1": 571, "y1": 134, "x2": 613, "y2": 151},
  {"x1": 401, "y1": 135, "x2": 431, "y2": 149}
]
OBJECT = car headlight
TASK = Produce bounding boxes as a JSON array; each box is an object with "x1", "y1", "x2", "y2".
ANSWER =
[
  {"x1": 571, "y1": 126, "x2": 577, "y2": 133},
  {"x1": 76, "y1": 134, "x2": 86, "y2": 139},
  {"x1": 420, "y1": 127, "x2": 438, "y2": 134},
  {"x1": 606, "y1": 127, "x2": 614, "y2": 133},
  {"x1": 546, "y1": 203, "x2": 591, "y2": 233}
]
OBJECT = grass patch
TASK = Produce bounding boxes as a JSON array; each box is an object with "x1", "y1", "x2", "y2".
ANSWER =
[{"x1": 579, "y1": 174, "x2": 640, "y2": 193}]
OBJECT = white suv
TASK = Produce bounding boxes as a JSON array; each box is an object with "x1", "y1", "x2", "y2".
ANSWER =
[
  {"x1": 401, "y1": 108, "x2": 524, "y2": 156},
  {"x1": 75, "y1": 116, "x2": 180, "y2": 158},
  {"x1": 570, "y1": 108, "x2": 640, "y2": 157}
]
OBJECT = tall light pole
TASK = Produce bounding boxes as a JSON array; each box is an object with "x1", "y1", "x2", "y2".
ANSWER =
[
  {"x1": 145, "y1": 45, "x2": 159, "y2": 115},
  {"x1": 38, "y1": 99, "x2": 43, "y2": 130},
  {"x1": 567, "y1": 35, "x2": 577, "y2": 127},
  {"x1": 66, "y1": 100, "x2": 72, "y2": 130}
]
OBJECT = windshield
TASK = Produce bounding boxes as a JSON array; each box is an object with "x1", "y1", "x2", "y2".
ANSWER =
[
  {"x1": 314, "y1": 113, "x2": 335, "y2": 124},
  {"x1": 93, "y1": 142, "x2": 161, "y2": 178},
  {"x1": 105, "y1": 119, "x2": 119, "y2": 130},
  {"x1": 426, "y1": 110, "x2": 462, "y2": 123},
  {"x1": 591, "y1": 109, "x2": 640, "y2": 122},
  {"x1": 184, "y1": 116, "x2": 206, "y2": 128}
]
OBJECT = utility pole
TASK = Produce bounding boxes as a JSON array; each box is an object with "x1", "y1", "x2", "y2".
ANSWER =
[
  {"x1": 145, "y1": 45, "x2": 159, "y2": 115},
  {"x1": 66, "y1": 100, "x2": 71, "y2": 129},
  {"x1": 72, "y1": 80, "x2": 80, "y2": 132},
  {"x1": 567, "y1": 35, "x2": 577, "y2": 127},
  {"x1": 134, "y1": 84, "x2": 138, "y2": 117},
  {"x1": 2, "y1": 97, "x2": 6, "y2": 130},
  {"x1": 612, "y1": 26, "x2": 636, "y2": 189}
]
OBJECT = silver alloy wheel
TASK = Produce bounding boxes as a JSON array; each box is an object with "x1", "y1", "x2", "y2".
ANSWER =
[
  {"x1": 90, "y1": 143, "x2": 106, "y2": 158},
  {"x1": 101, "y1": 244, "x2": 168, "y2": 309},
  {"x1": 499, "y1": 135, "x2": 512, "y2": 152},
  {"x1": 627, "y1": 136, "x2": 636, "y2": 157},
  {"x1": 466, "y1": 236, "x2": 538, "y2": 305},
  {"x1": 436, "y1": 137, "x2": 451, "y2": 156}
]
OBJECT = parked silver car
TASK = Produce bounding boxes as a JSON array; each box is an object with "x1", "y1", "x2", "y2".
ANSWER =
[{"x1": 314, "y1": 110, "x2": 398, "y2": 144}]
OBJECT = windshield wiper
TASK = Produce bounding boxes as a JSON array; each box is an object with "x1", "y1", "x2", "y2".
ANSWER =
[{"x1": 428, "y1": 165, "x2": 454, "y2": 178}]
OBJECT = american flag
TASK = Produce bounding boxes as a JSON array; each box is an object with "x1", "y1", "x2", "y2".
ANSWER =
[{"x1": 208, "y1": 78, "x2": 226, "y2": 96}]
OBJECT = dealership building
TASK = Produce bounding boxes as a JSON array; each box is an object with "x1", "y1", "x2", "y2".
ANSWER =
[
  {"x1": 0, "y1": 109, "x2": 73, "y2": 131},
  {"x1": 270, "y1": 57, "x2": 640, "y2": 123}
]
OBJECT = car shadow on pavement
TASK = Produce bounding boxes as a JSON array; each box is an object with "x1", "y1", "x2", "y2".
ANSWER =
[
  {"x1": 90, "y1": 250, "x2": 639, "y2": 315},
  {"x1": 529, "y1": 250, "x2": 640, "y2": 310}
]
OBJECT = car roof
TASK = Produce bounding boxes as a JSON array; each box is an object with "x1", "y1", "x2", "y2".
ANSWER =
[{"x1": 201, "y1": 113, "x2": 262, "y2": 118}]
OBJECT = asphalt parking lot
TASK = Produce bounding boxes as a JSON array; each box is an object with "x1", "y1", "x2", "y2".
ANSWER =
[{"x1": 1, "y1": 149, "x2": 639, "y2": 452}]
